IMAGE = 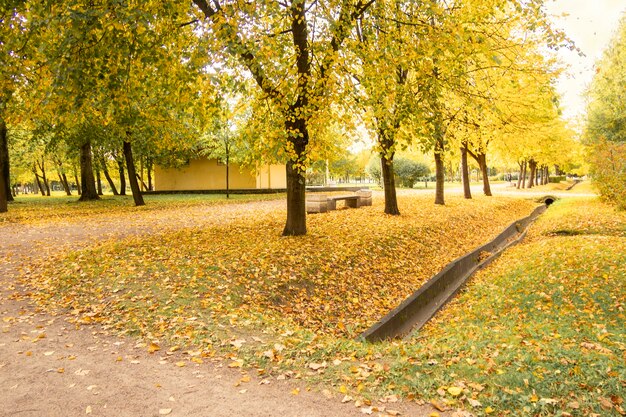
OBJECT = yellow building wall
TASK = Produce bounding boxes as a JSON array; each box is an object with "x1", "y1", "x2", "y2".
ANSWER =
[
  {"x1": 256, "y1": 164, "x2": 287, "y2": 189},
  {"x1": 155, "y1": 158, "x2": 256, "y2": 191}
]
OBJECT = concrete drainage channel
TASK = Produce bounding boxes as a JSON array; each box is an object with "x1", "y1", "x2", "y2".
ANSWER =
[{"x1": 359, "y1": 198, "x2": 555, "y2": 343}]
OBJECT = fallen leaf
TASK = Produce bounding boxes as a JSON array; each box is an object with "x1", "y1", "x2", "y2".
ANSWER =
[{"x1": 159, "y1": 408, "x2": 172, "y2": 415}]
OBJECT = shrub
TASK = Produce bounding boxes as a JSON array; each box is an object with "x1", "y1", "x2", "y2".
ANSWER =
[
  {"x1": 549, "y1": 175, "x2": 566, "y2": 183},
  {"x1": 590, "y1": 140, "x2": 626, "y2": 209},
  {"x1": 394, "y1": 158, "x2": 430, "y2": 188}
]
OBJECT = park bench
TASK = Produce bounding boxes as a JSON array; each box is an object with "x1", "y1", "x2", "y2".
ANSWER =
[{"x1": 306, "y1": 189, "x2": 372, "y2": 214}]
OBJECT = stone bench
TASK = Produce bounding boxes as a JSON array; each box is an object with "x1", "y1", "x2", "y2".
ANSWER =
[
  {"x1": 306, "y1": 189, "x2": 372, "y2": 214},
  {"x1": 327, "y1": 195, "x2": 359, "y2": 211}
]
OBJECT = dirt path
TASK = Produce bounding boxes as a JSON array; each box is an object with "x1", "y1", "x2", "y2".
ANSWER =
[{"x1": 1, "y1": 201, "x2": 447, "y2": 417}]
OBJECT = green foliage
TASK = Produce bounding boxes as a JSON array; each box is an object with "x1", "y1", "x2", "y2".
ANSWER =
[
  {"x1": 586, "y1": 15, "x2": 626, "y2": 144},
  {"x1": 393, "y1": 157, "x2": 430, "y2": 188},
  {"x1": 586, "y1": 17, "x2": 626, "y2": 208},
  {"x1": 366, "y1": 157, "x2": 381, "y2": 185},
  {"x1": 549, "y1": 175, "x2": 566, "y2": 183}
]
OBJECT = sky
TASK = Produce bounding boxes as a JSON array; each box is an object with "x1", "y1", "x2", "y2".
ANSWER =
[{"x1": 544, "y1": 0, "x2": 625, "y2": 123}]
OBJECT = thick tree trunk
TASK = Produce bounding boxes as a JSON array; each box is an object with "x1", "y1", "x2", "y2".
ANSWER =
[
  {"x1": 282, "y1": 137, "x2": 307, "y2": 236},
  {"x1": 544, "y1": 166, "x2": 549, "y2": 185},
  {"x1": 117, "y1": 159, "x2": 126, "y2": 196},
  {"x1": 527, "y1": 159, "x2": 537, "y2": 188},
  {"x1": 0, "y1": 117, "x2": 12, "y2": 204},
  {"x1": 521, "y1": 161, "x2": 527, "y2": 189},
  {"x1": 460, "y1": 142, "x2": 471, "y2": 199},
  {"x1": 78, "y1": 140, "x2": 100, "y2": 201},
  {"x1": 434, "y1": 150, "x2": 445, "y2": 205},
  {"x1": 101, "y1": 159, "x2": 119, "y2": 195},
  {"x1": 283, "y1": 159, "x2": 306, "y2": 235},
  {"x1": 378, "y1": 125, "x2": 400, "y2": 215},
  {"x1": 381, "y1": 156, "x2": 400, "y2": 215},
  {"x1": 123, "y1": 140, "x2": 145, "y2": 206}
]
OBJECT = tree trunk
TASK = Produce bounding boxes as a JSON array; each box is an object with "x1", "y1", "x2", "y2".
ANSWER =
[
  {"x1": 0, "y1": 117, "x2": 12, "y2": 204},
  {"x1": 433, "y1": 113, "x2": 446, "y2": 205},
  {"x1": 516, "y1": 161, "x2": 523, "y2": 189},
  {"x1": 378, "y1": 124, "x2": 400, "y2": 215},
  {"x1": 544, "y1": 166, "x2": 549, "y2": 185},
  {"x1": 434, "y1": 150, "x2": 445, "y2": 205},
  {"x1": 78, "y1": 140, "x2": 100, "y2": 201},
  {"x1": 476, "y1": 153, "x2": 492, "y2": 196},
  {"x1": 101, "y1": 159, "x2": 119, "y2": 195},
  {"x1": 57, "y1": 171, "x2": 72, "y2": 196},
  {"x1": 381, "y1": 156, "x2": 400, "y2": 215},
  {"x1": 95, "y1": 166, "x2": 103, "y2": 195},
  {"x1": 34, "y1": 170, "x2": 45, "y2": 196},
  {"x1": 73, "y1": 166, "x2": 81, "y2": 196},
  {"x1": 281, "y1": 103, "x2": 309, "y2": 236},
  {"x1": 0, "y1": 165, "x2": 5, "y2": 212},
  {"x1": 123, "y1": 140, "x2": 145, "y2": 206},
  {"x1": 136, "y1": 173, "x2": 149, "y2": 191},
  {"x1": 283, "y1": 159, "x2": 306, "y2": 236},
  {"x1": 0, "y1": 117, "x2": 8, "y2": 212},
  {"x1": 460, "y1": 142, "x2": 471, "y2": 199},
  {"x1": 146, "y1": 157, "x2": 153, "y2": 191},
  {"x1": 527, "y1": 159, "x2": 537, "y2": 188},
  {"x1": 521, "y1": 161, "x2": 527, "y2": 189},
  {"x1": 117, "y1": 159, "x2": 126, "y2": 196},
  {"x1": 38, "y1": 158, "x2": 51, "y2": 196},
  {"x1": 539, "y1": 165, "x2": 544, "y2": 186},
  {"x1": 225, "y1": 144, "x2": 230, "y2": 199}
]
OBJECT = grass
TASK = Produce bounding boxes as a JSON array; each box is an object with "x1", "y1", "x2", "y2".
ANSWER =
[{"x1": 13, "y1": 193, "x2": 625, "y2": 416}]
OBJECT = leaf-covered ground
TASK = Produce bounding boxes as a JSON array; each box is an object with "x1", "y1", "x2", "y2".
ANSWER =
[
  {"x1": 27, "y1": 194, "x2": 536, "y2": 339},
  {"x1": 18, "y1": 194, "x2": 624, "y2": 416},
  {"x1": 1, "y1": 193, "x2": 283, "y2": 225}
]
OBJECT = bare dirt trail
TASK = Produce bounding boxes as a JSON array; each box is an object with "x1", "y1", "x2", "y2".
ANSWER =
[{"x1": 1, "y1": 200, "x2": 446, "y2": 417}]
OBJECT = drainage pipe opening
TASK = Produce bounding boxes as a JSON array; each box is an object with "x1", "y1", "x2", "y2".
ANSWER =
[{"x1": 540, "y1": 195, "x2": 558, "y2": 206}]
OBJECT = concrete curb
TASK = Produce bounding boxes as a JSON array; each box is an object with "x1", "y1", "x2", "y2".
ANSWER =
[{"x1": 359, "y1": 203, "x2": 548, "y2": 342}]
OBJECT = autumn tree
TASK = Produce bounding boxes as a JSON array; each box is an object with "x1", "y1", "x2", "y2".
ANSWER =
[
  {"x1": 1, "y1": 1, "x2": 35, "y2": 211},
  {"x1": 190, "y1": 0, "x2": 375, "y2": 235},
  {"x1": 586, "y1": 15, "x2": 626, "y2": 207}
]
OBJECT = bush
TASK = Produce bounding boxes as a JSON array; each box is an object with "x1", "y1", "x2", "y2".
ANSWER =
[
  {"x1": 590, "y1": 140, "x2": 626, "y2": 209},
  {"x1": 549, "y1": 175, "x2": 566, "y2": 183},
  {"x1": 394, "y1": 157, "x2": 430, "y2": 188},
  {"x1": 367, "y1": 156, "x2": 431, "y2": 188}
]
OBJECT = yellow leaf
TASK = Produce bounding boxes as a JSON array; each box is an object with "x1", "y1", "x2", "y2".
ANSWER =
[
  {"x1": 447, "y1": 386, "x2": 463, "y2": 397},
  {"x1": 148, "y1": 343, "x2": 161, "y2": 354},
  {"x1": 175, "y1": 361, "x2": 186, "y2": 367}
]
